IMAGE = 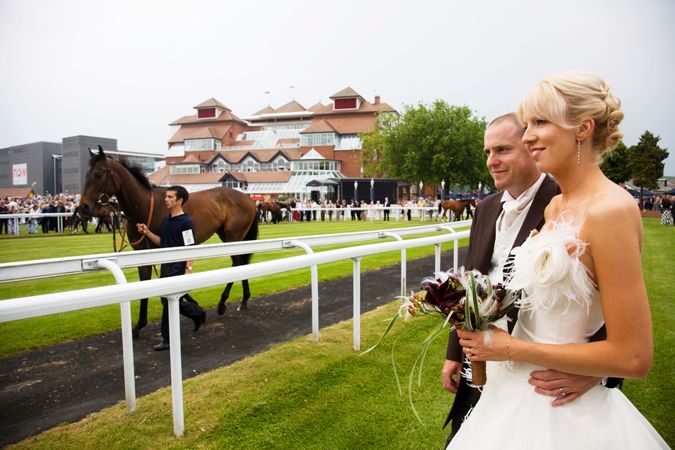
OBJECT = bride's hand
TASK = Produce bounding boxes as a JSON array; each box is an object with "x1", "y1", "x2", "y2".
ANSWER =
[{"x1": 457, "y1": 326, "x2": 512, "y2": 361}]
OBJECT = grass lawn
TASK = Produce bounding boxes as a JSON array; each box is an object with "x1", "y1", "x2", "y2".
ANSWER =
[
  {"x1": 6, "y1": 218, "x2": 674, "y2": 449},
  {"x1": 0, "y1": 219, "x2": 469, "y2": 356}
]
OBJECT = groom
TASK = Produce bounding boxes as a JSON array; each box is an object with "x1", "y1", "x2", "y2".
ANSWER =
[{"x1": 441, "y1": 113, "x2": 617, "y2": 443}]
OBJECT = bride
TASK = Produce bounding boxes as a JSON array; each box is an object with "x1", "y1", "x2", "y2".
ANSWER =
[{"x1": 448, "y1": 72, "x2": 669, "y2": 449}]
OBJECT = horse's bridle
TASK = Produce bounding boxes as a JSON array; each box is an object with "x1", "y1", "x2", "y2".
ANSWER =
[{"x1": 89, "y1": 160, "x2": 154, "y2": 251}]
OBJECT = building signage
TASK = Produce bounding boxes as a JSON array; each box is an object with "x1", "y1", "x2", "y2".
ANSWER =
[{"x1": 12, "y1": 163, "x2": 27, "y2": 185}]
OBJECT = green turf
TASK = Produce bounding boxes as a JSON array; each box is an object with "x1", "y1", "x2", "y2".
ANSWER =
[{"x1": 0, "y1": 219, "x2": 468, "y2": 356}]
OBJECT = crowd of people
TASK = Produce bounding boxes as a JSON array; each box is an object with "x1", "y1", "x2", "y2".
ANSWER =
[
  {"x1": 270, "y1": 196, "x2": 470, "y2": 223},
  {"x1": 0, "y1": 192, "x2": 117, "y2": 236},
  {"x1": 0, "y1": 193, "x2": 77, "y2": 235},
  {"x1": 642, "y1": 194, "x2": 675, "y2": 225}
]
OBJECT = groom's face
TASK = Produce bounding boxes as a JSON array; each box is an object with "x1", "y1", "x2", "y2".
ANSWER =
[{"x1": 484, "y1": 120, "x2": 540, "y2": 197}]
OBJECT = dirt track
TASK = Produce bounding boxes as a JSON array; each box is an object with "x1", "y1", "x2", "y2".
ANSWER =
[{"x1": 0, "y1": 249, "x2": 466, "y2": 447}]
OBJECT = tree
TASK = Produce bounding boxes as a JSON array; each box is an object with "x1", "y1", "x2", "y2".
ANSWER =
[
  {"x1": 600, "y1": 141, "x2": 631, "y2": 183},
  {"x1": 628, "y1": 131, "x2": 669, "y2": 190},
  {"x1": 361, "y1": 101, "x2": 488, "y2": 194}
]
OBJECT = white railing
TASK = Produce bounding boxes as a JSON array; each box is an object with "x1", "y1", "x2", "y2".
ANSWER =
[
  {"x1": 0, "y1": 221, "x2": 471, "y2": 282},
  {"x1": 1, "y1": 212, "x2": 73, "y2": 234},
  {"x1": 271, "y1": 206, "x2": 468, "y2": 222},
  {"x1": 0, "y1": 223, "x2": 471, "y2": 437}
]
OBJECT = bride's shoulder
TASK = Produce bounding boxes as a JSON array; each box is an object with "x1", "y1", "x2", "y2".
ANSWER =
[
  {"x1": 587, "y1": 185, "x2": 640, "y2": 220},
  {"x1": 584, "y1": 185, "x2": 641, "y2": 238}
]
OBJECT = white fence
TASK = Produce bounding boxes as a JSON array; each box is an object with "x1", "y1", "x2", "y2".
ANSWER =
[
  {"x1": 0, "y1": 222, "x2": 471, "y2": 437},
  {"x1": 284, "y1": 206, "x2": 447, "y2": 222},
  {"x1": 1, "y1": 212, "x2": 73, "y2": 234}
]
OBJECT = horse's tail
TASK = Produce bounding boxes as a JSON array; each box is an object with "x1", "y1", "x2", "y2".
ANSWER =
[
  {"x1": 241, "y1": 213, "x2": 259, "y2": 265},
  {"x1": 438, "y1": 202, "x2": 443, "y2": 214}
]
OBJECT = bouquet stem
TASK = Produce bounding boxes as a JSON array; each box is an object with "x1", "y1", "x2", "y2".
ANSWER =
[{"x1": 471, "y1": 360, "x2": 487, "y2": 386}]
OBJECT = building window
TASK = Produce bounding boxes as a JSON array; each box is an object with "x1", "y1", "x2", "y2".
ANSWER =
[
  {"x1": 198, "y1": 108, "x2": 216, "y2": 118},
  {"x1": 211, "y1": 160, "x2": 230, "y2": 172},
  {"x1": 241, "y1": 157, "x2": 260, "y2": 172},
  {"x1": 185, "y1": 139, "x2": 221, "y2": 151},
  {"x1": 224, "y1": 179, "x2": 243, "y2": 189},
  {"x1": 336, "y1": 134, "x2": 363, "y2": 150},
  {"x1": 290, "y1": 160, "x2": 340, "y2": 172},
  {"x1": 300, "y1": 133, "x2": 336, "y2": 147},
  {"x1": 169, "y1": 164, "x2": 200, "y2": 175},
  {"x1": 334, "y1": 98, "x2": 357, "y2": 110}
]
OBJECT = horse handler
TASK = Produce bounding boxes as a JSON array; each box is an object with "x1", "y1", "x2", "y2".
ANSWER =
[{"x1": 137, "y1": 185, "x2": 206, "y2": 351}]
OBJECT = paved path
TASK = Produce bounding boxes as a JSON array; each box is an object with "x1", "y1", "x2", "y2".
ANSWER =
[{"x1": 0, "y1": 249, "x2": 466, "y2": 447}]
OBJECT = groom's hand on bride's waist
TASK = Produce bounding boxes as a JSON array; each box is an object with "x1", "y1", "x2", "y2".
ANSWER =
[
  {"x1": 442, "y1": 359, "x2": 463, "y2": 393},
  {"x1": 528, "y1": 369, "x2": 602, "y2": 407}
]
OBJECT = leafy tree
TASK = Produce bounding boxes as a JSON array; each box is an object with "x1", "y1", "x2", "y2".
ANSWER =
[
  {"x1": 361, "y1": 101, "x2": 488, "y2": 194},
  {"x1": 600, "y1": 141, "x2": 631, "y2": 183},
  {"x1": 628, "y1": 131, "x2": 669, "y2": 189}
]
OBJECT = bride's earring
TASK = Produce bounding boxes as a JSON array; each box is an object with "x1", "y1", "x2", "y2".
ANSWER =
[{"x1": 576, "y1": 139, "x2": 581, "y2": 165}]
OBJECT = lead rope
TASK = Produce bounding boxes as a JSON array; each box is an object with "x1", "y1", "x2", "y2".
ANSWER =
[{"x1": 115, "y1": 194, "x2": 155, "y2": 252}]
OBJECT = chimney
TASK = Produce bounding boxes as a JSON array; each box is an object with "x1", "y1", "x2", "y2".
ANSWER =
[{"x1": 374, "y1": 95, "x2": 381, "y2": 105}]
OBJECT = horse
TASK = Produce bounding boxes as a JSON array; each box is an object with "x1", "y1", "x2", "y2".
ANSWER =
[
  {"x1": 275, "y1": 200, "x2": 296, "y2": 222},
  {"x1": 94, "y1": 204, "x2": 117, "y2": 233},
  {"x1": 79, "y1": 146, "x2": 259, "y2": 339},
  {"x1": 70, "y1": 206, "x2": 90, "y2": 234},
  {"x1": 438, "y1": 199, "x2": 475, "y2": 221},
  {"x1": 257, "y1": 201, "x2": 282, "y2": 224}
]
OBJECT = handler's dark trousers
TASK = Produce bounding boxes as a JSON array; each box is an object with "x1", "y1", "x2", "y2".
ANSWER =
[{"x1": 160, "y1": 297, "x2": 204, "y2": 341}]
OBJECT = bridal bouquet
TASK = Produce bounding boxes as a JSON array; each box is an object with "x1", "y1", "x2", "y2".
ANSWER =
[{"x1": 363, "y1": 268, "x2": 517, "y2": 390}]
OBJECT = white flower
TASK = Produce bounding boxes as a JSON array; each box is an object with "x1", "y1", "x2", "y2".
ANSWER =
[{"x1": 506, "y1": 219, "x2": 595, "y2": 313}]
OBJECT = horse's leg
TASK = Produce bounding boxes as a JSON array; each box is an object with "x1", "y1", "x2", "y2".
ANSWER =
[
  {"x1": 217, "y1": 255, "x2": 251, "y2": 313},
  {"x1": 132, "y1": 265, "x2": 152, "y2": 339},
  {"x1": 217, "y1": 282, "x2": 233, "y2": 315}
]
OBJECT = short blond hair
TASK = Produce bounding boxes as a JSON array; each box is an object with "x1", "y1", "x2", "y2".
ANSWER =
[{"x1": 517, "y1": 71, "x2": 623, "y2": 157}]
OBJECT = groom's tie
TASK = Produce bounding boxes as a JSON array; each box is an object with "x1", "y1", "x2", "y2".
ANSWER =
[{"x1": 498, "y1": 187, "x2": 537, "y2": 231}]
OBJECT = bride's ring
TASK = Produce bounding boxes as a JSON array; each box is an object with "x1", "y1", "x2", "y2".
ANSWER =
[{"x1": 559, "y1": 387, "x2": 567, "y2": 397}]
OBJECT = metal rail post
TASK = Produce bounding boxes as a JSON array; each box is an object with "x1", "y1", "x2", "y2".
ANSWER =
[
  {"x1": 379, "y1": 231, "x2": 406, "y2": 297},
  {"x1": 352, "y1": 257, "x2": 361, "y2": 351},
  {"x1": 286, "y1": 240, "x2": 319, "y2": 342},
  {"x1": 437, "y1": 224, "x2": 459, "y2": 272},
  {"x1": 96, "y1": 259, "x2": 136, "y2": 413},
  {"x1": 167, "y1": 293, "x2": 185, "y2": 437}
]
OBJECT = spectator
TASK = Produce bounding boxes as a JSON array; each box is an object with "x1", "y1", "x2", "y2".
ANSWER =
[{"x1": 0, "y1": 199, "x2": 8, "y2": 234}]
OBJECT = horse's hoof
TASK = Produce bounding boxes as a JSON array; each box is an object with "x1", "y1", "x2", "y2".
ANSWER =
[
  {"x1": 238, "y1": 304, "x2": 248, "y2": 312},
  {"x1": 217, "y1": 303, "x2": 226, "y2": 315}
]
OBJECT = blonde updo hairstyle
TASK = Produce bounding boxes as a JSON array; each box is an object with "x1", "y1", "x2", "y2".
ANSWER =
[{"x1": 517, "y1": 71, "x2": 624, "y2": 159}]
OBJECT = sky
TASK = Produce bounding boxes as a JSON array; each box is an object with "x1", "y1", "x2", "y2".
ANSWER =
[{"x1": 1, "y1": 0, "x2": 674, "y2": 175}]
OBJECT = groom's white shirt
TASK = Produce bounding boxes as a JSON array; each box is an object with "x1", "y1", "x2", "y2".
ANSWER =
[{"x1": 489, "y1": 173, "x2": 546, "y2": 284}]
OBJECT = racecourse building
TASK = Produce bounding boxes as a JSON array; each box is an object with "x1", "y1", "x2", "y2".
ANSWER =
[
  {"x1": 149, "y1": 87, "x2": 398, "y2": 201},
  {"x1": 0, "y1": 136, "x2": 163, "y2": 196}
]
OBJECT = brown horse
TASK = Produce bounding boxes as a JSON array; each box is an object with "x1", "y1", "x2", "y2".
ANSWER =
[
  {"x1": 257, "y1": 201, "x2": 282, "y2": 224},
  {"x1": 438, "y1": 199, "x2": 475, "y2": 221},
  {"x1": 258, "y1": 200, "x2": 296, "y2": 223},
  {"x1": 79, "y1": 146, "x2": 259, "y2": 338}
]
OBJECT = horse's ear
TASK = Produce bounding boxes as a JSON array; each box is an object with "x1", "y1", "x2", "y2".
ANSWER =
[
  {"x1": 88, "y1": 147, "x2": 96, "y2": 157},
  {"x1": 98, "y1": 145, "x2": 105, "y2": 159}
]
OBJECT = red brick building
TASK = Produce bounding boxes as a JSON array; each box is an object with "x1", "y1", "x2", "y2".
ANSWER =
[{"x1": 149, "y1": 87, "x2": 397, "y2": 200}]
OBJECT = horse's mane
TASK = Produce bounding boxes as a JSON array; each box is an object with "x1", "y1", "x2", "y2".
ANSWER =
[
  {"x1": 119, "y1": 160, "x2": 153, "y2": 191},
  {"x1": 90, "y1": 154, "x2": 154, "y2": 191}
]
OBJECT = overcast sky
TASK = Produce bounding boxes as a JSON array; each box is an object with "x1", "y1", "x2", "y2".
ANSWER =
[{"x1": 1, "y1": 0, "x2": 673, "y2": 175}]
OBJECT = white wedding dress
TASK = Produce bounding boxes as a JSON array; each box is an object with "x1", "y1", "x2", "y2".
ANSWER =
[{"x1": 447, "y1": 221, "x2": 669, "y2": 450}]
